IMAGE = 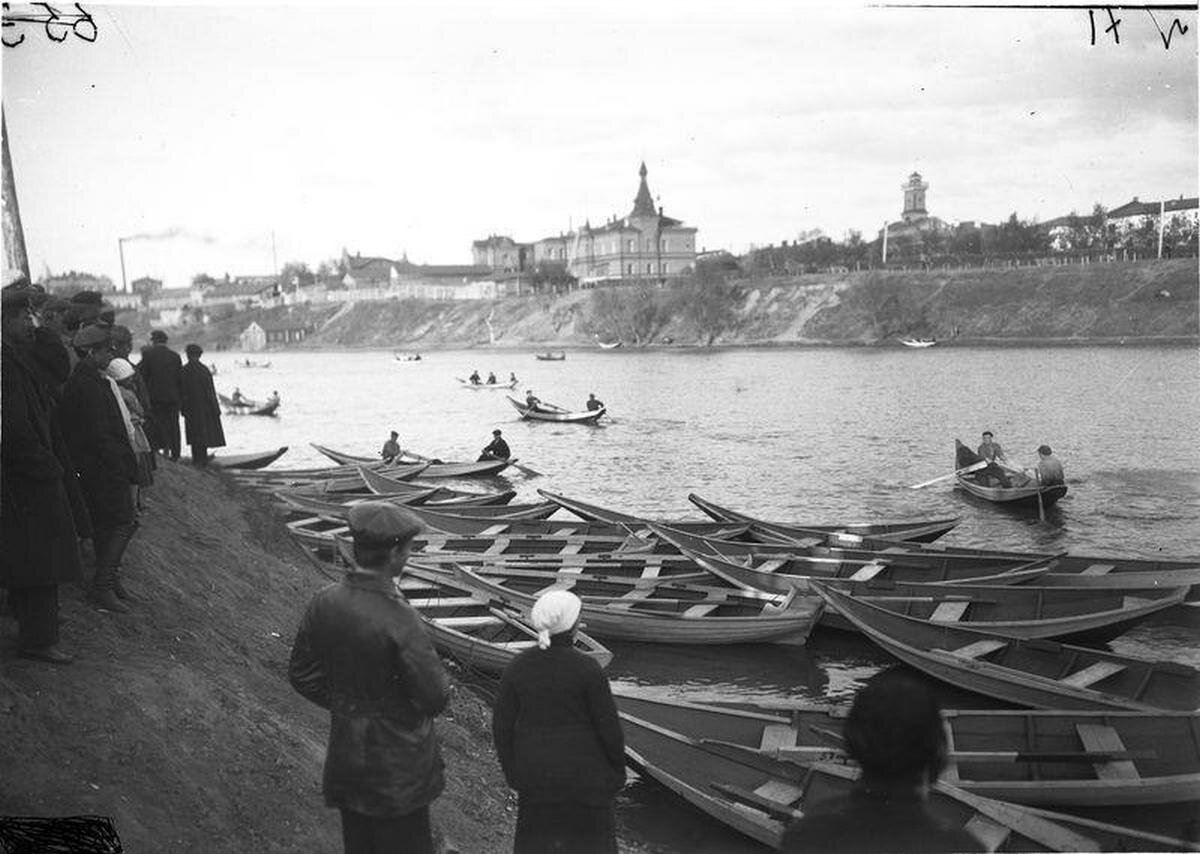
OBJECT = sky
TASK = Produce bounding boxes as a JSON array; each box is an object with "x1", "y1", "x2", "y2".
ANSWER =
[{"x1": 2, "y1": 1, "x2": 1196, "y2": 289}]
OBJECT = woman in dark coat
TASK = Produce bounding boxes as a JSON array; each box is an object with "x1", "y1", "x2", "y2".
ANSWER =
[
  {"x1": 492, "y1": 590, "x2": 625, "y2": 854},
  {"x1": 179, "y1": 343, "x2": 225, "y2": 467},
  {"x1": 1, "y1": 288, "x2": 84, "y2": 662},
  {"x1": 59, "y1": 324, "x2": 139, "y2": 613}
]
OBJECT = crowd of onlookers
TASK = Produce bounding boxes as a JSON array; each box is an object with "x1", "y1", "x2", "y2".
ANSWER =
[{"x1": 1, "y1": 278, "x2": 224, "y2": 664}]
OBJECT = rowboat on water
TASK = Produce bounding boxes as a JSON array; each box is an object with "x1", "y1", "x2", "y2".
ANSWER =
[
  {"x1": 814, "y1": 578, "x2": 1187, "y2": 640},
  {"x1": 534, "y1": 351, "x2": 566, "y2": 361},
  {"x1": 506, "y1": 397, "x2": 605, "y2": 424},
  {"x1": 615, "y1": 690, "x2": 1200, "y2": 811},
  {"x1": 208, "y1": 446, "x2": 288, "y2": 470},
  {"x1": 955, "y1": 439, "x2": 1068, "y2": 511},
  {"x1": 449, "y1": 563, "x2": 820, "y2": 646},
  {"x1": 900, "y1": 337, "x2": 937, "y2": 348},
  {"x1": 217, "y1": 392, "x2": 280, "y2": 416},
  {"x1": 687, "y1": 493, "x2": 961, "y2": 544},
  {"x1": 407, "y1": 508, "x2": 752, "y2": 541},
  {"x1": 230, "y1": 462, "x2": 432, "y2": 495},
  {"x1": 274, "y1": 491, "x2": 560, "y2": 522},
  {"x1": 650, "y1": 524, "x2": 1052, "y2": 596},
  {"x1": 456, "y1": 377, "x2": 518, "y2": 390},
  {"x1": 598, "y1": 340, "x2": 623, "y2": 349},
  {"x1": 812, "y1": 583, "x2": 1200, "y2": 712},
  {"x1": 616, "y1": 691, "x2": 1200, "y2": 851},
  {"x1": 312, "y1": 443, "x2": 513, "y2": 477},
  {"x1": 357, "y1": 467, "x2": 515, "y2": 504}
]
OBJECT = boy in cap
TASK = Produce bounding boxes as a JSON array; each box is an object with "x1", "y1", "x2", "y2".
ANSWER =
[
  {"x1": 478, "y1": 428, "x2": 510, "y2": 461},
  {"x1": 59, "y1": 324, "x2": 140, "y2": 613},
  {"x1": 138, "y1": 329, "x2": 183, "y2": 461},
  {"x1": 290, "y1": 502, "x2": 450, "y2": 854}
]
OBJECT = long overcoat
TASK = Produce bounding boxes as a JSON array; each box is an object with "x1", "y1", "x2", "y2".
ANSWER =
[
  {"x1": 180, "y1": 360, "x2": 226, "y2": 447},
  {"x1": 138, "y1": 342, "x2": 182, "y2": 404},
  {"x1": 0, "y1": 341, "x2": 84, "y2": 589},
  {"x1": 59, "y1": 359, "x2": 138, "y2": 531}
]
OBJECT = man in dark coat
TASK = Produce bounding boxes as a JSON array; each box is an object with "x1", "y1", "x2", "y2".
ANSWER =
[
  {"x1": 289, "y1": 502, "x2": 451, "y2": 854},
  {"x1": 1, "y1": 286, "x2": 85, "y2": 662},
  {"x1": 138, "y1": 329, "x2": 183, "y2": 460},
  {"x1": 179, "y1": 343, "x2": 225, "y2": 468},
  {"x1": 60, "y1": 324, "x2": 140, "y2": 613}
]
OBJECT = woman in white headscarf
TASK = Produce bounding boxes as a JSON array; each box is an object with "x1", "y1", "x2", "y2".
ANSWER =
[{"x1": 491, "y1": 589, "x2": 625, "y2": 854}]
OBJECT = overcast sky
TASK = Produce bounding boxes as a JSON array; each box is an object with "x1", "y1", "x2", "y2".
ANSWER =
[{"x1": 2, "y1": 1, "x2": 1196, "y2": 289}]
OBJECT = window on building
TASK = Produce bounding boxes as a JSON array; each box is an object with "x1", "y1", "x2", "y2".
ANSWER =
[
  {"x1": 628, "y1": 239, "x2": 635, "y2": 252},
  {"x1": 627, "y1": 264, "x2": 633, "y2": 275},
  {"x1": 647, "y1": 263, "x2": 652, "y2": 274}
]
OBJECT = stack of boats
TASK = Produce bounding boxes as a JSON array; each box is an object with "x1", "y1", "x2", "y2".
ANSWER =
[{"x1": 256, "y1": 456, "x2": 1200, "y2": 851}]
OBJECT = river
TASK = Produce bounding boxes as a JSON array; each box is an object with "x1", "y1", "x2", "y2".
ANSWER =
[{"x1": 212, "y1": 344, "x2": 1200, "y2": 850}]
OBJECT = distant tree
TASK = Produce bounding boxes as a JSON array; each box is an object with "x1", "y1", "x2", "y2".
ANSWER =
[
  {"x1": 279, "y1": 261, "x2": 314, "y2": 290},
  {"x1": 681, "y1": 264, "x2": 742, "y2": 346},
  {"x1": 191, "y1": 273, "x2": 216, "y2": 289},
  {"x1": 531, "y1": 260, "x2": 576, "y2": 293}
]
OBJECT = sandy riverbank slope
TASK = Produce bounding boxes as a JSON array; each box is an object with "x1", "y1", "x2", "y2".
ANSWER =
[{"x1": 0, "y1": 462, "x2": 521, "y2": 853}]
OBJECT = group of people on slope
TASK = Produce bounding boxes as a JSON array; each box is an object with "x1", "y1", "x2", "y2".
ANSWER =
[
  {"x1": 1, "y1": 281, "x2": 226, "y2": 665},
  {"x1": 975, "y1": 430, "x2": 1065, "y2": 489},
  {"x1": 288, "y1": 499, "x2": 977, "y2": 854}
]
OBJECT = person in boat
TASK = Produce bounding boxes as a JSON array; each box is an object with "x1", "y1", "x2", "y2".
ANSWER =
[
  {"x1": 468, "y1": 369, "x2": 481, "y2": 385},
  {"x1": 780, "y1": 666, "x2": 984, "y2": 854},
  {"x1": 231, "y1": 387, "x2": 247, "y2": 407},
  {"x1": 976, "y1": 430, "x2": 1011, "y2": 488},
  {"x1": 1034, "y1": 444, "x2": 1065, "y2": 487},
  {"x1": 478, "y1": 428, "x2": 511, "y2": 462},
  {"x1": 492, "y1": 589, "x2": 625, "y2": 854},
  {"x1": 289, "y1": 502, "x2": 450, "y2": 854},
  {"x1": 486, "y1": 371, "x2": 497, "y2": 385},
  {"x1": 509, "y1": 371, "x2": 518, "y2": 384},
  {"x1": 266, "y1": 389, "x2": 280, "y2": 406},
  {"x1": 380, "y1": 430, "x2": 401, "y2": 463},
  {"x1": 585, "y1": 393, "x2": 604, "y2": 412},
  {"x1": 524, "y1": 390, "x2": 542, "y2": 411}
]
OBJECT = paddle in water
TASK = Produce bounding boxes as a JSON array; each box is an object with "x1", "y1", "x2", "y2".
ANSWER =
[{"x1": 909, "y1": 460, "x2": 988, "y2": 489}]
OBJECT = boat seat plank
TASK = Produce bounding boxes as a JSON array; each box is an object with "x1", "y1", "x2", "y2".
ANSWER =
[
  {"x1": 435, "y1": 615, "x2": 500, "y2": 628},
  {"x1": 931, "y1": 601, "x2": 971, "y2": 622},
  {"x1": 757, "y1": 559, "x2": 787, "y2": 574},
  {"x1": 849, "y1": 563, "x2": 886, "y2": 582},
  {"x1": 759, "y1": 724, "x2": 798, "y2": 752},
  {"x1": 497, "y1": 640, "x2": 539, "y2": 649},
  {"x1": 559, "y1": 543, "x2": 585, "y2": 555},
  {"x1": 1080, "y1": 563, "x2": 1116, "y2": 576},
  {"x1": 711, "y1": 782, "x2": 803, "y2": 821},
  {"x1": 1076, "y1": 724, "x2": 1140, "y2": 780},
  {"x1": 478, "y1": 524, "x2": 509, "y2": 536},
  {"x1": 551, "y1": 527, "x2": 578, "y2": 536},
  {"x1": 945, "y1": 638, "x2": 1008, "y2": 660},
  {"x1": 753, "y1": 779, "x2": 806, "y2": 806},
  {"x1": 1062, "y1": 661, "x2": 1126, "y2": 689},
  {"x1": 406, "y1": 596, "x2": 479, "y2": 608},
  {"x1": 964, "y1": 815, "x2": 1011, "y2": 852},
  {"x1": 484, "y1": 540, "x2": 510, "y2": 555},
  {"x1": 608, "y1": 589, "x2": 656, "y2": 609},
  {"x1": 683, "y1": 603, "x2": 721, "y2": 618}
]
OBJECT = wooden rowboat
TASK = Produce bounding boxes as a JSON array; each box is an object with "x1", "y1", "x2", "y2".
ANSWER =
[
  {"x1": 506, "y1": 396, "x2": 605, "y2": 424},
  {"x1": 616, "y1": 691, "x2": 1200, "y2": 851},
  {"x1": 814, "y1": 578, "x2": 1187, "y2": 640},
  {"x1": 274, "y1": 491, "x2": 560, "y2": 521},
  {"x1": 900, "y1": 337, "x2": 937, "y2": 348},
  {"x1": 687, "y1": 493, "x2": 960, "y2": 543},
  {"x1": 311, "y1": 443, "x2": 513, "y2": 478},
  {"x1": 534, "y1": 351, "x2": 566, "y2": 361},
  {"x1": 358, "y1": 467, "x2": 515, "y2": 506},
  {"x1": 813, "y1": 583, "x2": 1200, "y2": 712},
  {"x1": 651, "y1": 524, "x2": 1052, "y2": 596},
  {"x1": 615, "y1": 690, "x2": 1200, "y2": 810},
  {"x1": 208, "y1": 446, "x2": 288, "y2": 470},
  {"x1": 217, "y1": 392, "x2": 280, "y2": 416},
  {"x1": 955, "y1": 439, "x2": 1068, "y2": 510},
  {"x1": 449, "y1": 563, "x2": 820, "y2": 645},
  {"x1": 456, "y1": 377, "x2": 518, "y2": 390},
  {"x1": 407, "y1": 508, "x2": 751, "y2": 540}
]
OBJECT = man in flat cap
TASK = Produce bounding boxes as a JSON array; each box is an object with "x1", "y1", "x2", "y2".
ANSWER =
[
  {"x1": 138, "y1": 329, "x2": 183, "y2": 461},
  {"x1": 1, "y1": 284, "x2": 84, "y2": 663},
  {"x1": 289, "y1": 502, "x2": 450, "y2": 854},
  {"x1": 59, "y1": 324, "x2": 140, "y2": 613},
  {"x1": 478, "y1": 428, "x2": 511, "y2": 462}
]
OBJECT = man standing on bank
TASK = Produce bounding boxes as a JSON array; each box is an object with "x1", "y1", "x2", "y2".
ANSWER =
[
  {"x1": 289, "y1": 502, "x2": 451, "y2": 854},
  {"x1": 138, "y1": 330, "x2": 183, "y2": 461},
  {"x1": 492, "y1": 589, "x2": 626, "y2": 854},
  {"x1": 180, "y1": 343, "x2": 225, "y2": 468}
]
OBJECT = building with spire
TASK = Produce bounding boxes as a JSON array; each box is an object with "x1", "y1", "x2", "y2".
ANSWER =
[
  {"x1": 475, "y1": 162, "x2": 698, "y2": 287},
  {"x1": 878, "y1": 171, "x2": 951, "y2": 252}
]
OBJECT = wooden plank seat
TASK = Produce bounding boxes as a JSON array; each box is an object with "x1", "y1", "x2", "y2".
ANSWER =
[
  {"x1": 478, "y1": 524, "x2": 509, "y2": 536},
  {"x1": 405, "y1": 596, "x2": 480, "y2": 608},
  {"x1": 930, "y1": 600, "x2": 971, "y2": 622},
  {"x1": 1061, "y1": 661, "x2": 1126, "y2": 689},
  {"x1": 753, "y1": 779, "x2": 806, "y2": 806},
  {"x1": 1076, "y1": 723, "x2": 1140, "y2": 781},
  {"x1": 964, "y1": 815, "x2": 1012, "y2": 852},
  {"x1": 559, "y1": 542, "x2": 584, "y2": 555},
  {"x1": 1080, "y1": 563, "x2": 1116, "y2": 576},
  {"x1": 683, "y1": 602, "x2": 722, "y2": 618},
  {"x1": 756, "y1": 559, "x2": 787, "y2": 574},
  {"x1": 435, "y1": 615, "x2": 501, "y2": 628},
  {"x1": 607, "y1": 589, "x2": 656, "y2": 609},
  {"x1": 849, "y1": 563, "x2": 886, "y2": 582},
  {"x1": 942, "y1": 638, "x2": 1008, "y2": 660},
  {"x1": 759, "y1": 724, "x2": 798, "y2": 752},
  {"x1": 497, "y1": 640, "x2": 539, "y2": 650}
]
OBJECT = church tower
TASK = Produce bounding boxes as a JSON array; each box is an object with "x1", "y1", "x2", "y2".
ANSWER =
[
  {"x1": 630, "y1": 161, "x2": 656, "y2": 218},
  {"x1": 901, "y1": 172, "x2": 929, "y2": 222}
]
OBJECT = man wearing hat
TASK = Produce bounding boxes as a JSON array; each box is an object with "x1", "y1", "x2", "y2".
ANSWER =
[
  {"x1": 289, "y1": 502, "x2": 450, "y2": 854},
  {"x1": 180, "y1": 343, "x2": 225, "y2": 468},
  {"x1": 138, "y1": 329, "x2": 183, "y2": 461},
  {"x1": 59, "y1": 323, "x2": 140, "y2": 613},
  {"x1": 478, "y1": 428, "x2": 511, "y2": 462},
  {"x1": 1, "y1": 284, "x2": 85, "y2": 663}
]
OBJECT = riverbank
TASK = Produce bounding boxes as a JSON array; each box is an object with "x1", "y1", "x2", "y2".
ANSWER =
[
  {"x1": 127, "y1": 258, "x2": 1198, "y2": 352},
  {"x1": 0, "y1": 463, "x2": 658, "y2": 853}
]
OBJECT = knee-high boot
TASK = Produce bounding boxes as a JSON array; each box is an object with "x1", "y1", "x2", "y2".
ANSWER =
[
  {"x1": 98, "y1": 519, "x2": 139, "y2": 602},
  {"x1": 90, "y1": 526, "x2": 131, "y2": 613}
]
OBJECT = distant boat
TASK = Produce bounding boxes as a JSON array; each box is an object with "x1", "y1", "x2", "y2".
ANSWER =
[
  {"x1": 900, "y1": 337, "x2": 937, "y2": 348},
  {"x1": 217, "y1": 392, "x2": 280, "y2": 417},
  {"x1": 598, "y1": 340, "x2": 623, "y2": 350},
  {"x1": 236, "y1": 358, "x2": 272, "y2": 368},
  {"x1": 507, "y1": 396, "x2": 605, "y2": 424},
  {"x1": 534, "y1": 351, "x2": 566, "y2": 361},
  {"x1": 394, "y1": 352, "x2": 422, "y2": 362},
  {"x1": 456, "y1": 377, "x2": 518, "y2": 390},
  {"x1": 208, "y1": 446, "x2": 289, "y2": 470}
]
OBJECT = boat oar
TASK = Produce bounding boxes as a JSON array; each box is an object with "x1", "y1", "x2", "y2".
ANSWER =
[
  {"x1": 909, "y1": 460, "x2": 988, "y2": 489},
  {"x1": 477, "y1": 452, "x2": 542, "y2": 478},
  {"x1": 1034, "y1": 469, "x2": 1046, "y2": 522}
]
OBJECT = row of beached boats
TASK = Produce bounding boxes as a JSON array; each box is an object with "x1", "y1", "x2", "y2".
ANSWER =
[{"x1": 248, "y1": 456, "x2": 1200, "y2": 849}]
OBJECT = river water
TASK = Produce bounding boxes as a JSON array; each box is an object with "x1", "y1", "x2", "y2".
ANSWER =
[{"x1": 213, "y1": 344, "x2": 1199, "y2": 850}]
